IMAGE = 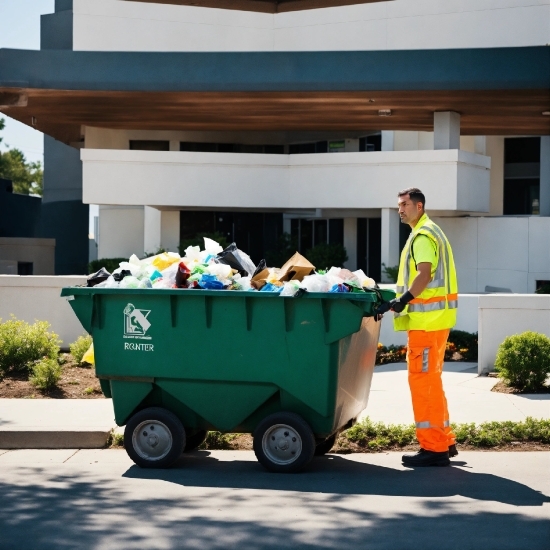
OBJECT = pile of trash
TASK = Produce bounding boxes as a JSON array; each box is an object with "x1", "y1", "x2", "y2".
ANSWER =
[{"x1": 87, "y1": 238, "x2": 377, "y2": 297}]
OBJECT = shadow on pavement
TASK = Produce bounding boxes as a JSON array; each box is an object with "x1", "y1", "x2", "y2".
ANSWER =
[
  {"x1": 0, "y1": 453, "x2": 549, "y2": 550},
  {"x1": 123, "y1": 452, "x2": 549, "y2": 507}
]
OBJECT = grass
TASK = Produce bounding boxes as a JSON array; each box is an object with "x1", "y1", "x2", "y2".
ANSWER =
[{"x1": 107, "y1": 417, "x2": 550, "y2": 451}]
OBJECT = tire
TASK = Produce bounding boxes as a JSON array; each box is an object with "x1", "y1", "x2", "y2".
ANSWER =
[
  {"x1": 315, "y1": 433, "x2": 337, "y2": 456},
  {"x1": 183, "y1": 429, "x2": 208, "y2": 453},
  {"x1": 253, "y1": 412, "x2": 316, "y2": 473},
  {"x1": 124, "y1": 407, "x2": 186, "y2": 469}
]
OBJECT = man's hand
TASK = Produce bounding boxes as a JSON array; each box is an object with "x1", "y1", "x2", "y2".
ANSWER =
[{"x1": 374, "y1": 291, "x2": 415, "y2": 320}]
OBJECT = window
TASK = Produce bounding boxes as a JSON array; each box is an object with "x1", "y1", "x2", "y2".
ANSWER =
[
  {"x1": 17, "y1": 262, "x2": 33, "y2": 275},
  {"x1": 359, "y1": 134, "x2": 382, "y2": 152},
  {"x1": 289, "y1": 141, "x2": 328, "y2": 154},
  {"x1": 129, "y1": 140, "x2": 169, "y2": 151},
  {"x1": 503, "y1": 137, "x2": 540, "y2": 215}
]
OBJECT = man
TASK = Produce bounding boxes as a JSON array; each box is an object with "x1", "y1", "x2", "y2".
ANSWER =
[{"x1": 377, "y1": 188, "x2": 458, "y2": 467}]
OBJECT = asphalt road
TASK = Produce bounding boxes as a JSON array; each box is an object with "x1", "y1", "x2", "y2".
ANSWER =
[{"x1": 0, "y1": 449, "x2": 549, "y2": 550}]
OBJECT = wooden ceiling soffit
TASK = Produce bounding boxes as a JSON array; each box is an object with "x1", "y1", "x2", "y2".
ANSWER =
[
  {"x1": 1, "y1": 88, "x2": 548, "y2": 145},
  {"x1": 127, "y1": 0, "x2": 387, "y2": 13}
]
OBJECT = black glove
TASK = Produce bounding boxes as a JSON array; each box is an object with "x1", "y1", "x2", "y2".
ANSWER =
[{"x1": 389, "y1": 291, "x2": 414, "y2": 313}]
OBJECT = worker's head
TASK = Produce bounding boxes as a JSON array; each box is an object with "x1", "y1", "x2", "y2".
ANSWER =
[{"x1": 397, "y1": 188, "x2": 425, "y2": 227}]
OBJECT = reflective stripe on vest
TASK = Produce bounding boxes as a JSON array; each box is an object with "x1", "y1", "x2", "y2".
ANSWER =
[{"x1": 408, "y1": 293, "x2": 458, "y2": 313}]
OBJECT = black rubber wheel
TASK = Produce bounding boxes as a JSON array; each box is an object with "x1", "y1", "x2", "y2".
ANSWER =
[
  {"x1": 183, "y1": 429, "x2": 208, "y2": 452},
  {"x1": 124, "y1": 407, "x2": 185, "y2": 469},
  {"x1": 253, "y1": 412, "x2": 316, "y2": 473},
  {"x1": 315, "y1": 433, "x2": 338, "y2": 456}
]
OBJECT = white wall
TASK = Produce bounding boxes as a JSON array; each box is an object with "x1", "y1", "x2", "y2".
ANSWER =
[
  {"x1": 71, "y1": 0, "x2": 550, "y2": 52},
  {"x1": 98, "y1": 205, "x2": 145, "y2": 259},
  {"x1": 0, "y1": 275, "x2": 88, "y2": 347},
  {"x1": 82, "y1": 148, "x2": 490, "y2": 212},
  {"x1": 478, "y1": 294, "x2": 550, "y2": 373},
  {"x1": 435, "y1": 216, "x2": 550, "y2": 294}
]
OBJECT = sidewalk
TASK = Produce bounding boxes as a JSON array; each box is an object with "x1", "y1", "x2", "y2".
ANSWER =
[
  {"x1": 360, "y1": 362, "x2": 550, "y2": 424},
  {"x1": 0, "y1": 399, "x2": 115, "y2": 449},
  {"x1": 1, "y1": 363, "x2": 549, "y2": 449}
]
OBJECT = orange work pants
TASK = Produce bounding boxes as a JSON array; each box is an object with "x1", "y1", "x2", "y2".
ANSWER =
[{"x1": 407, "y1": 329, "x2": 455, "y2": 452}]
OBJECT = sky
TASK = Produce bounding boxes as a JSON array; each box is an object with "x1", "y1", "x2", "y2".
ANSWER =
[
  {"x1": 0, "y1": 0, "x2": 98, "y2": 237},
  {"x1": 0, "y1": 1, "x2": 54, "y2": 164}
]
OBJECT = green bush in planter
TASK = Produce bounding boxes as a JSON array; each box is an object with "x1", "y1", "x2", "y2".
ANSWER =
[
  {"x1": 0, "y1": 317, "x2": 60, "y2": 375},
  {"x1": 30, "y1": 357, "x2": 62, "y2": 391},
  {"x1": 494, "y1": 331, "x2": 550, "y2": 392},
  {"x1": 69, "y1": 334, "x2": 93, "y2": 365}
]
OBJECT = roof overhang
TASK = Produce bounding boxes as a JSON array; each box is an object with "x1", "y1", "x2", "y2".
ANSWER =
[
  {"x1": 1, "y1": 47, "x2": 548, "y2": 144},
  {"x1": 127, "y1": 0, "x2": 388, "y2": 13}
]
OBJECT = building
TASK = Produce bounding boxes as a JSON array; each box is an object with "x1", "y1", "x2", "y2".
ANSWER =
[{"x1": 0, "y1": 0, "x2": 549, "y2": 289}]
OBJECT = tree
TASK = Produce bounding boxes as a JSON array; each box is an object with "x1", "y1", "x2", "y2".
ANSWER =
[{"x1": 0, "y1": 118, "x2": 43, "y2": 196}]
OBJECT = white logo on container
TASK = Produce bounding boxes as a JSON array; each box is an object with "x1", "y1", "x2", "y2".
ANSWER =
[{"x1": 123, "y1": 303, "x2": 152, "y2": 341}]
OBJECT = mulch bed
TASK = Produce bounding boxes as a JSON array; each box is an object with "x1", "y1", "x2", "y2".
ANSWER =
[
  {"x1": 489, "y1": 377, "x2": 550, "y2": 395},
  {"x1": 0, "y1": 354, "x2": 103, "y2": 399}
]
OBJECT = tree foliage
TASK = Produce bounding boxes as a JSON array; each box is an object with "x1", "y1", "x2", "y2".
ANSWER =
[{"x1": 0, "y1": 118, "x2": 43, "y2": 196}]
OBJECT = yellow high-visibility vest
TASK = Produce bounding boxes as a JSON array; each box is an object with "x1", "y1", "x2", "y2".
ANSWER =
[{"x1": 394, "y1": 213, "x2": 458, "y2": 332}]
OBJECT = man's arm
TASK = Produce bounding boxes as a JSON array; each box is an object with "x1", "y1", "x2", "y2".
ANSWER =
[{"x1": 408, "y1": 262, "x2": 432, "y2": 298}]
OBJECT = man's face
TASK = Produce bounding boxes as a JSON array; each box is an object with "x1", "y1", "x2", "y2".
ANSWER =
[{"x1": 398, "y1": 194, "x2": 422, "y2": 225}]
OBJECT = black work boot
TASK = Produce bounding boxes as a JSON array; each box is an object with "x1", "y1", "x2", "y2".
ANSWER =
[
  {"x1": 402, "y1": 449, "x2": 450, "y2": 467},
  {"x1": 448, "y1": 444, "x2": 458, "y2": 458}
]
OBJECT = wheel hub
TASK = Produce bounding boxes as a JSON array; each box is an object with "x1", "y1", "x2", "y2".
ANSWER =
[
  {"x1": 132, "y1": 420, "x2": 173, "y2": 461},
  {"x1": 262, "y1": 423, "x2": 302, "y2": 465}
]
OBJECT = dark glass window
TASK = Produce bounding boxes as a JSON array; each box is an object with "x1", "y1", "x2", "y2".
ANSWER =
[
  {"x1": 17, "y1": 262, "x2": 33, "y2": 275},
  {"x1": 503, "y1": 178, "x2": 540, "y2": 215},
  {"x1": 180, "y1": 142, "x2": 218, "y2": 152},
  {"x1": 129, "y1": 140, "x2": 169, "y2": 151},
  {"x1": 504, "y1": 137, "x2": 540, "y2": 164},
  {"x1": 359, "y1": 134, "x2": 382, "y2": 152},
  {"x1": 504, "y1": 137, "x2": 541, "y2": 215},
  {"x1": 289, "y1": 141, "x2": 327, "y2": 154},
  {"x1": 356, "y1": 218, "x2": 381, "y2": 281}
]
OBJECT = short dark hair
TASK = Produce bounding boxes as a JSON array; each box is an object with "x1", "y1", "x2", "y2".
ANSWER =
[{"x1": 398, "y1": 187, "x2": 425, "y2": 209}]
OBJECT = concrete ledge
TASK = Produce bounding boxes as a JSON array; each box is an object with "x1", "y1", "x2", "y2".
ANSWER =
[
  {"x1": 0, "y1": 275, "x2": 88, "y2": 347},
  {"x1": 0, "y1": 399, "x2": 116, "y2": 449},
  {"x1": 479, "y1": 294, "x2": 550, "y2": 374},
  {"x1": 0, "y1": 430, "x2": 111, "y2": 449}
]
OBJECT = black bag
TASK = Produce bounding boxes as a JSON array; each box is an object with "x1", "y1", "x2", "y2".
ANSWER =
[{"x1": 87, "y1": 268, "x2": 111, "y2": 287}]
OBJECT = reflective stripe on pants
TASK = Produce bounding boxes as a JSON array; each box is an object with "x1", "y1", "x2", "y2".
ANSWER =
[{"x1": 407, "y1": 328, "x2": 455, "y2": 452}]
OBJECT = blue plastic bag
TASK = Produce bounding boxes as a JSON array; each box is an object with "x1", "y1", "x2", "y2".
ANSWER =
[
  {"x1": 260, "y1": 283, "x2": 283, "y2": 293},
  {"x1": 198, "y1": 274, "x2": 225, "y2": 290}
]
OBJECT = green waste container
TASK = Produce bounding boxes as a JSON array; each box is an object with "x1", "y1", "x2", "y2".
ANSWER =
[{"x1": 61, "y1": 287, "x2": 394, "y2": 472}]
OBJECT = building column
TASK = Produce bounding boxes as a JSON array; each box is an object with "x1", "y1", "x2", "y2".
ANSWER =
[
  {"x1": 343, "y1": 217, "x2": 357, "y2": 270},
  {"x1": 144, "y1": 207, "x2": 180, "y2": 254},
  {"x1": 540, "y1": 136, "x2": 550, "y2": 216},
  {"x1": 381, "y1": 131, "x2": 394, "y2": 151},
  {"x1": 434, "y1": 111, "x2": 460, "y2": 150},
  {"x1": 161, "y1": 211, "x2": 180, "y2": 252},
  {"x1": 98, "y1": 205, "x2": 145, "y2": 259},
  {"x1": 381, "y1": 208, "x2": 400, "y2": 283}
]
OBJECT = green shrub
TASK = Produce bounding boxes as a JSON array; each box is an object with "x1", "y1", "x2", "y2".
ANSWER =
[
  {"x1": 29, "y1": 357, "x2": 62, "y2": 391},
  {"x1": 344, "y1": 418, "x2": 416, "y2": 450},
  {"x1": 178, "y1": 232, "x2": 229, "y2": 256},
  {"x1": 305, "y1": 242, "x2": 348, "y2": 270},
  {"x1": 447, "y1": 330, "x2": 478, "y2": 361},
  {"x1": 88, "y1": 258, "x2": 126, "y2": 275},
  {"x1": 381, "y1": 263, "x2": 399, "y2": 283},
  {"x1": 495, "y1": 331, "x2": 550, "y2": 391},
  {"x1": 264, "y1": 232, "x2": 299, "y2": 267},
  {"x1": 69, "y1": 334, "x2": 93, "y2": 365},
  {"x1": 453, "y1": 418, "x2": 550, "y2": 446},
  {"x1": 0, "y1": 317, "x2": 60, "y2": 375},
  {"x1": 199, "y1": 431, "x2": 235, "y2": 450}
]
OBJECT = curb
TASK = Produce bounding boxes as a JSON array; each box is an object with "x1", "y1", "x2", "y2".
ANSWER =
[{"x1": 0, "y1": 430, "x2": 111, "y2": 449}]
